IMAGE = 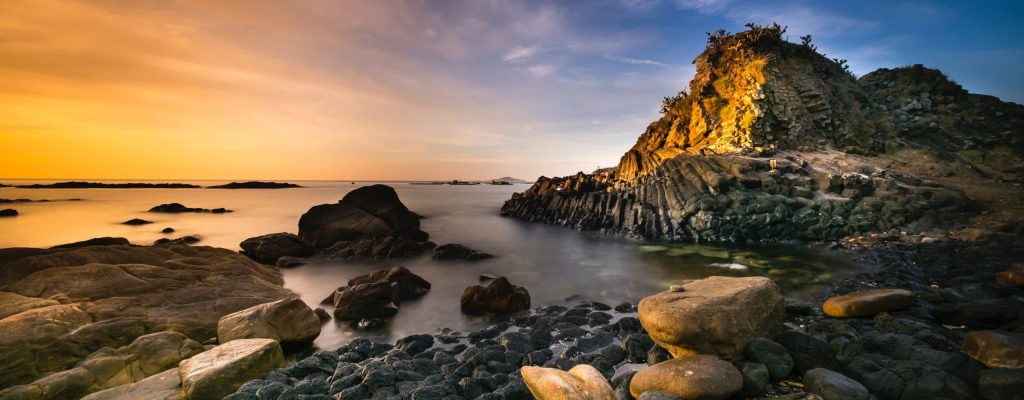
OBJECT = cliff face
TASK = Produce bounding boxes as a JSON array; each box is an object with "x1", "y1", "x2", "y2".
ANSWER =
[{"x1": 502, "y1": 26, "x2": 1023, "y2": 243}]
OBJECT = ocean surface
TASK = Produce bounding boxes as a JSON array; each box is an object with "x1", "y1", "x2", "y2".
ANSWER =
[{"x1": 0, "y1": 180, "x2": 863, "y2": 350}]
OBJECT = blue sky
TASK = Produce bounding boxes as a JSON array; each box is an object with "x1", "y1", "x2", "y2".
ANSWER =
[{"x1": 2, "y1": 0, "x2": 1022, "y2": 180}]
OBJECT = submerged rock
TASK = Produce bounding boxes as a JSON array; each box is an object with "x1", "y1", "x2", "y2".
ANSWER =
[
  {"x1": 630, "y1": 355, "x2": 743, "y2": 400},
  {"x1": 822, "y1": 288, "x2": 915, "y2": 318},
  {"x1": 460, "y1": 277, "x2": 530, "y2": 315},
  {"x1": 962, "y1": 330, "x2": 1024, "y2": 369},
  {"x1": 239, "y1": 232, "x2": 314, "y2": 265},
  {"x1": 50, "y1": 236, "x2": 129, "y2": 249},
  {"x1": 217, "y1": 298, "x2": 321, "y2": 345},
  {"x1": 179, "y1": 338, "x2": 284, "y2": 400},
  {"x1": 638, "y1": 276, "x2": 784, "y2": 360},
  {"x1": 0, "y1": 209, "x2": 19, "y2": 217},
  {"x1": 148, "y1": 203, "x2": 231, "y2": 213},
  {"x1": 433, "y1": 243, "x2": 494, "y2": 261},
  {"x1": 121, "y1": 218, "x2": 153, "y2": 225},
  {"x1": 521, "y1": 364, "x2": 616, "y2": 400}
]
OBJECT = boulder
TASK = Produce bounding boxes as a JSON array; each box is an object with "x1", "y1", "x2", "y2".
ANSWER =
[
  {"x1": 331, "y1": 282, "x2": 400, "y2": 320},
  {"x1": 745, "y1": 337, "x2": 794, "y2": 380},
  {"x1": 979, "y1": 368, "x2": 1024, "y2": 400},
  {"x1": 996, "y1": 264, "x2": 1024, "y2": 286},
  {"x1": 803, "y1": 368, "x2": 871, "y2": 400},
  {"x1": 0, "y1": 291, "x2": 58, "y2": 320},
  {"x1": 460, "y1": 277, "x2": 530, "y2": 315},
  {"x1": 822, "y1": 289, "x2": 915, "y2": 318},
  {"x1": 347, "y1": 266, "x2": 431, "y2": 301},
  {"x1": 0, "y1": 244, "x2": 293, "y2": 389},
  {"x1": 432, "y1": 243, "x2": 494, "y2": 261},
  {"x1": 238, "y1": 233, "x2": 314, "y2": 264},
  {"x1": 638, "y1": 276, "x2": 784, "y2": 360},
  {"x1": 81, "y1": 368, "x2": 183, "y2": 400},
  {"x1": 50, "y1": 237, "x2": 129, "y2": 249},
  {"x1": 774, "y1": 331, "x2": 844, "y2": 375},
  {"x1": 629, "y1": 355, "x2": 743, "y2": 400},
  {"x1": 178, "y1": 339, "x2": 284, "y2": 400},
  {"x1": 217, "y1": 298, "x2": 321, "y2": 345},
  {"x1": 962, "y1": 330, "x2": 1024, "y2": 369},
  {"x1": 0, "y1": 209, "x2": 17, "y2": 217},
  {"x1": 122, "y1": 218, "x2": 153, "y2": 225},
  {"x1": 298, "y1": 185, "x2": 428, "y2": 250},
  {"x1": 521, "y1": 365, "x2": 616, "y2": 400}
]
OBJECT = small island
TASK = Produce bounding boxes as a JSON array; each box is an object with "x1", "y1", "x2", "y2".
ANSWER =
[
  {"x1": 206, "y1": 181, "x2": 302, "y2": 189},
  {"x1": 16, "y1": 181, "x2": 200, "y2": 189}
]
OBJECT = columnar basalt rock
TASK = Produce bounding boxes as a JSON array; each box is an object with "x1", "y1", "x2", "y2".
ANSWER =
[{"x1": 502, "y1": 25, "x2": 1022, "y2": 243}]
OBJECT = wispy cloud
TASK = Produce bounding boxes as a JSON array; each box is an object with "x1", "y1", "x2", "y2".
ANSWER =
[
  {"x1": 526, "y1": 64, "x2": 558, "y2": 78},
  {"x1": 671, "y1": 0, "x2": 733, "y2": 13},
  {"x1": 612, "y1": 57, "x2": 671, "y2": 67},
  {"x1": 503, "y1": 44, "x2": 541, "y2": 62},
  {"x1": 725, "y1": 6, "x2": 877, "y2": 37}
]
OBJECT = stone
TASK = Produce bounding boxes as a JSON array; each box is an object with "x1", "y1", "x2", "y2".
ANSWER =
[
  {"x1": 460, "y1": 277, "x2": 531, "y2": 315},
  {"x1": 80, "y1": 368, "x2": 183, "y2": 400},
  {"x1": 745, "y1": 337, "x2": 794, "y2": 380},
  {"x1": 995, "y1": 264, "x2": 1024, "y2": 286},
  {"x1": 979, "y1": 368, "x2": 1024, "y2": 400},
  {"x1": 774, "y1": 331, "x2": 843, "y2": 375},
  {"x1": 521, "y1": 364, "x2": 616, "y2": 400},
  {"x1": 0, "y1": 291, "x2": 58, "y2": 320},
  {"x1": 161, "y1": 227, "x2": 175, "y2": 234},
  {"x1": 737, "y1": 362, "x2": 771, "y2": 397},
  {"x1": 179, "y1": 339, "x2": 285, "y2": 400},
  {"x1": 239, "y1": 233, "x2": 314, "y2": 264},
  {"x1": 629, "y1": 355, "x2": 743, "y2": 400},
  {"x1": 397, "y1": 334, "x2": 435, "y2": 356},
  {"x1": 298, "y1": 185, "x2": 427, "y2": 249},
  {"x1": 637, "y1": 276, "x2": 784, "y2": 360},
  {"x1": 803, "y1": 368, "x2": 871, "y2": 400},
  {"x1": 50, "y1": 236, "x2": 130, "y2": 249},
  {"x1": 433, "y1": 243, "x2": 494, "y2": 261},
  {"x1": 331, "y1": 282, "x2": 400, "y2": 320},
  {"x1": 149, "y1": 203, "x2": 229, "y2": 213},
  {"x1": 217, "y1": 298, "x2": 321, "y2": 345},
  {"x1": 962, "y1": 330, "x2": 1024, "y2": 369},
  {"x1": 822, "y1": 289, "x2": 915, "y2": 317},
  {"x1": 637, "y1": 392, "x2": 682, "y2": 400},
  {"x1": 122, "y1": 218, "x2": 153, "y2": 225},
  {"x1": 275, "y1": 256, "x2": 305, "y2": 268},
  {"x1": 347, "y1": 266, "x2": 431, "y2": 302},
  {"x1": 0, "y1": 209, "x2": 17, "y2": 217}
]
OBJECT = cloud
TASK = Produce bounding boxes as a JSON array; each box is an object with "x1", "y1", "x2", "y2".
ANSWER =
[
  {"x1": 526, "y1": 64, "x2": 558, "y2": 78},
  {"x1": 612, "y1": 57, "x2": 671, "y2": 67},
  {"x1": 671, "y1": 0, "x2": 733, "y2": 13},
  {"x1": 725, "y1": 6, "x2": 877, "y2": 37},
  {"x1": 503, "y1": 44, "x2": 541, "y2": 62}
]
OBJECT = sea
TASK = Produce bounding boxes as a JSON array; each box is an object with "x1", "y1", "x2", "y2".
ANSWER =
[{"x1": 0, "y1": 180, "x2": 863, "y2": 350}]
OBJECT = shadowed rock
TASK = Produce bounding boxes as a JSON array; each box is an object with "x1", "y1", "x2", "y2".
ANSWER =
[
  {"x1": 299, "y1": 185, "x2": 430, "y2": 258},
  {"x1": 148, "y1": 203, "x2": 231, "y2": 213},
  {"x1": 121, "y1": 218, "x2": 152, "y2": 225},
  {"x1": 239, "y1": 233, "x2": 314, "y2": 265},
  {"x1": 433, "y1": 243, "x2": 494, "y2": 261},
  {"x1": 460, "y1": 277, "x2": 530, "y2": 315},
  {"x1": 207, "y1": 181, "x2": 301, "y2": 189},
  {"x1": 0, "y1": 209, "x2": 17, "y2": 217}
]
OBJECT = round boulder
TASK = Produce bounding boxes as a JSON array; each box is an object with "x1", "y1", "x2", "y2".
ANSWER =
[
  {"x1": 629, "y1": 355, "x2": 743, "y2": 400},
  {"x1": 822, "y1": 288, "x2": 915, "y2": 318},
  {"x1": 217, "y1": 298, "x2": 321, "y2": 345},
  {"x1": 521, "y1": 364, "x2": 616, "y2": 400},
  {"x1": 803, "y1": 368, "x2": 871, "y2": 400},
  {"x1": 638, "y1": 276, "x2": 784, "y2": 360}
]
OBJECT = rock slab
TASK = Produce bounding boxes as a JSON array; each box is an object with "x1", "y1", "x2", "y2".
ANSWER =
[
  {"x1": 822, "y1": 288, "x2": 915, "y2": 318},
  {"x1": 217, "y1": 298, "x2": 321, "y2": 345},
  {"x1": 178, "y1": 338, "x2": 284, "y2": 400},
  {"x1": 638, "y1": 276, "x2": 784, "y2": 360}
]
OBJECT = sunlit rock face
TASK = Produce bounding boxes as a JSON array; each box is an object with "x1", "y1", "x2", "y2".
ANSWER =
[{"x1": 502, "y1": 25, "x2": 1024, "y2": 243}]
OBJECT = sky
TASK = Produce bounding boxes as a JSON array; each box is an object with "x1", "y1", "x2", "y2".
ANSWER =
[{"x1": 1, "y1": 0, "x2": 1022, "y2": 181}]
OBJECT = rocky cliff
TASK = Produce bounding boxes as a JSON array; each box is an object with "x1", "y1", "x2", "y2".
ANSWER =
[{"x1": 502, "y1": 25, "x2": 1023, "y2": 243}]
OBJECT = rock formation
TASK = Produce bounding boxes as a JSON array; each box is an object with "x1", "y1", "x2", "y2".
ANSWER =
[
  {"x1": 239, "y1": 232, "x2": 315, "y2": 265},
  {"x1": 324, "y1": 266, "x2": 431, "y2": 321},
  {"x1": 207, "y1": 181, "x2": 302, "y2": 189},
  {"x1": 149, "y1": 203, "x2": 231, "y2": 213},
  {"x1": 502, "y1": 25, "x2": 1023, "y2": 242}
]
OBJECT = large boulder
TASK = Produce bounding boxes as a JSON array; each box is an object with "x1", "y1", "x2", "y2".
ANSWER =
[
  {"x1": 803, "y1": 368, "x2": 871, "y2": 400},
  {"x1": 325, "y1": 266, "x2": 431, "y2": 320},
  {"x1": 962, "y1": 330, "x2": 1024, "y2": 369},
  {"x1": 460, "y1": 277, "x2": 530, "y2": 315},
  {"x1": 81, "y1": 368, "x2": 182, "y2": 400},
  {"x1": 638, "y1": 276, "x2": 784, "y2": 360},
  {"x1": 178, "y1": 339, "x2": 284, "y2": 400},
  {"x1": 822, "y1": 288, "x2": 915, "y2": 318},
  {"x1": 217, "y1": 298, "x2": 321, "y2": 345},
  {"x1": 298, "y1": 185, "x2": 428, "y2": 251},
  {"x1": 521, "y1": 365, "x2": 616, "y2": 400},
  {"x1": 238, "y1": 233, "x2": 314, "y2": 265},
  {"x1": 629, "y1": 355, "x2": 743, "y2": 400},
  {"x1": 347, "y1": 266, "x2": 431, "y2": 301},
  {"x1": 0, "y1": 244, "x2": 294, "y2": 390}
]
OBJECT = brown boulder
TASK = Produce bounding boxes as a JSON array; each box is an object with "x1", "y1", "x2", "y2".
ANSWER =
[
  {"x1": 822, "y1": 288, "x2": 915, "y2": 318},
  {"x1": 179, "y1": 338, "x2": 284, "y2": 400},
  {"x1": 638, "y1": 276, "x2": 784, "y2": 360},
  {"x1": 331, "y1": 282, "x2": 400, "y2": 320},
  {"x1": 217, "y1": 298, "x2": 321, "y2": 345},
  {"x1": 298, "y1": 185, "x2": 428, "y2": 250},
  {"x1": 238, "y1": 233, "x2": 314, "y2": 265},
  {"x1": 348, "y1": 266, "x2": 431, "y2": 301},
  {"x1": 996, "y1": 264, "x2": 1024, "y2": 286},
  {"x1": 521, "y1": 365, "x2": 616, "y2": 400},
  {"x1": 460, "y1": 277, "x2": 530, "y2": 315},
  {"x1": 962, "y1": 330, "x2": 1024, "y2": 369},
  {"x1": 629, "y1": 355, "x2": 743, "y2": 399}
]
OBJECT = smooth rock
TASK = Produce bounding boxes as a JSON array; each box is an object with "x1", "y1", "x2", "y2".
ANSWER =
[
  {"x1": 638, "y1": 276, "x2": 784, "y2": 360},
  {"x1": 460, "y1": 277, "x2": 531, "y2": 315},
  {"x1": 962, "y1": 330, "x2": 1024, "y2": 369},
  {"x1": 803, "y1": 368, "x2": 871, "y2": 400},
  {"x1": 629, "y1": 355, "x2": 743, "y2": 400},
  {"x1": 179, "y1": 338, "x2": 285, "y2": 400},
  {"x1": 217, "y1": 298, "x2": 321, "y2": 345},
  {"x1": 745, "y1": 337, "x2": 794, "y2": 380},
  {"x1": 822, "y1": 289, "x2": 915, "y2": 318},
  {"x1": 0, "y1": 291, "x2": 58, "y2": 320},
  {"x1": 521, "y1": 364, "x2": 616, "y2": 400},
  {"x1": 81, "y1": 368, "x2": 183, "y2": 400}
]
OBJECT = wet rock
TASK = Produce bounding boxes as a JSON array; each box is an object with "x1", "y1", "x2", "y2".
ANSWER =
[
  {"x1": 327, "y1": 266, "x2": 431, "y2": 320},
  {"x1": 774, "y1": 331, "x2": 843, "y2": 375},
  {"x1": 630, "y1": 355, "x2": 743, "y2": 400},
  {"x1": 647, "y1": 345, "x2": 672, "y2": 366},
  {"x1": 745, "y1": 337, "x2": 795, "y2": 380},
  {"x1": 179, "y1": 339, "x2": 285, "y2": 400},
  {"x1": 275, "y1": 256, "x2": 306, "y2": 268},
  {"x1": 845, "y1": 357, "x2": 974, "y2": 400},
  {"x1": 996, "y1": 264, "x2": 1024, "y2": 286},
  {"x1": 0, "y1": 209, "x2": 18, "y2": 217},
  {"x1": 160, "y1": 227, "x2": 174, "y2": 234},
  {"x1": 50, "y1": 236, "x2": 129, "y2": 249},
  {"x1": 737, "y1": 362, "x2": 771, "y2": 397},
  {"x1": 638, "y1": 276, "x2": 784, "y2": 360},
  {"x1": 347, "y1": 266, "x2": 432, "y2": 302},
  {"x1": 298, "y1": 185, "x2": 428, "y2": 254},
  {"x1": 397, "y1": 334, "x2": 435, "y2": 356},
  {"x1": 239, "y1": 232, "x2": 314, "y2": 264},
  {"x1": 803, "y1": 368, "x2": 871, "y2": 400},
  {"x1": 460, "y1": 277, "x2": 530, "y2": 315},
  {"x1": 153, "y1": 235, "x2": 200, "y2": 245},
  {"x1": 433, "y1": 243, "x2": 494, "y2": 261},
  {"x1": 521, "y1": 365, "x2": 616, "y2": 400},
  {"x1": 623, "y1": 333, "x2": 655, "y2": 363},
  {"x1": 979, "y1": 368, "x2": 1024, "y2": 400},
  {"x1": 314, "y1": 308, "x2": 331, "y2": 323},
  {"x1": 962, "y1": 330, "x2": 1024, "y2": 369},
  {"x1": 823, "y1": 288, "x2": 915, "y2": 318},
  {"x1": 217, "y1": 298, "x2": 321, "y2": 345},
  {"x1": 122, "y1": 218, "x2": 152, "y2": 225}
]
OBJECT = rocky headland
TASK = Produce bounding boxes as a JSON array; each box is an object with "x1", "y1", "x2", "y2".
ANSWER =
[
  {"x1": 15, "y1": 182, "x2": 201, "y2": 189},
  {"x1": 207, "y1": 182, "x2": 303, "y2": 189}
]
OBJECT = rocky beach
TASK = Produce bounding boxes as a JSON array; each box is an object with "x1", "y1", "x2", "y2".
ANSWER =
[{"x1": 0, "y1": 21, "x2": 1022, "y2": 400}]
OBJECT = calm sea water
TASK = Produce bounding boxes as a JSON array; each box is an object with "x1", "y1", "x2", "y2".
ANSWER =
[{"x1": 0, "y1": 180, "x2": 861, "y2": 350}]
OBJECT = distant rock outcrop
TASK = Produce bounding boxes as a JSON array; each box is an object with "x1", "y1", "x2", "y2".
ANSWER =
[
  {"x1": 299, "y1": 184, "x2": 432, "y2": 258},
  {"x1": 502, "y1": 25, "x2": 1021, "y2": 243},
  {"x1": 207, "y1": 181, "x2": 302, "y2": 189},
  {"x1": 0, "y1": 209, "x2": 17, "y2": 217},
  {"x1": 17, "y1": 182, "x2": 200, "y2": 189},
  {"x1": 148, "y1": 203, "x2": 231, "y2": 213}
]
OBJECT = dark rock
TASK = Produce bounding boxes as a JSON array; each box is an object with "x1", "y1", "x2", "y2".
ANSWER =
[
  {"x1": 433, "y1": 243, "x2": 494, "y2": 261},
  {"x1": 746, "y1": 337, "x2": 795, "y2": 380},
  {"x1": 154, "y1": 235, "x2": 200, "y2": 245},
  {"x1": 612, "y1": 371, "x2": 637, "y2": 400},
  {"x1": 207, "y1": 181, "x2": 302, "y2": 189},
  {"x1": 298, "y1": 185, "x2": 428, "y2": 251},
  {"x1": 803, "y1": 368, "x2": 871, "y2": 400},
  {"x1": 356, "y1": 318, "x2": 386, "y2": 330},
  {"x1": 17, "y1": 181, "x2": 199, "y2": 189},
  {"x1": 327, "y1": 266, "x2": 431, "y2": 320},
  {"x1": 460, "y1": 277, "x2": 530, "y2": 315},
  {"x1": 148, "y1": 203, "x2": 230, "y2": 213},
  {"x1": 161, "y1": 227, "x2": 174, "y2": 234},
  {"x1": 647, "y1": 345, "x2": 672, "y2": 366},
  {"x1": 637, "y1": 391, "x2": 682, "y2": 400},
  {"x1": 479, "y1": 274, "x2": 497, "y2": 282},
  {"x1": 0, "y1": 209, "x2": 16, "y2": 217},
  {"x1": 121, "y1": 218, "x2": 152, "y2": 225},
  {"x1": 314, "y1": 308, "x2": 331, "y2": 323},
  {"x1": 397, "y1": 334, "x2": 434, "y2": 356},
  {"x1": 348, "y1": 266, "x2": 432, "y2": 302},
  {"x1": 239, "y1": 233, "x2": 315, "y2": 264},
  {"x1": 614, "y1": 302, "x2": 635, "y2": 313},
  {"x1": 845, "y1": 357, "x2": 974, "y2": 400},
  {"x1": 737, "y1": 362, "x2": 771, "y2": 397},
  {"x1": 276, "y1": 256, "x2": 306, "y2": 268},
  {"x1": 979, "y1": 368, "x2": 1024, "y2": 400},
  {"x1": 624, "y1": 333, "x2": 655, "y2": 363},
  {"x1": 50, "y1": 237, "x2": 130, "y2": 249},
  {"x1": 775, "y1": 331, "x2": 843, "y2": 375}
]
